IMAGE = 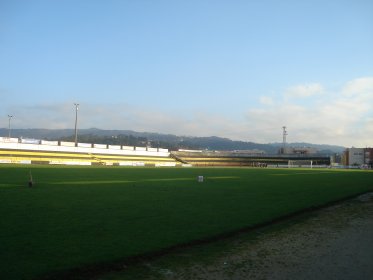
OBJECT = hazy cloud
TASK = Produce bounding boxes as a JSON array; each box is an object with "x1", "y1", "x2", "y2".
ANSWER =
[
  {"x1": 246, "y1": 77, "x2": 373, "y2": 146},
  {"x1": 259, "y1": 96, "x2": 274, "y2": 106},
  {"x1": 1, "y1": 77, "x2": 372, "y2": 147},
  {"x1": 285, "y1": 83, "x2": 324, "y2": 98},
  {"x1": 342, "y1": 77, "x2": 373, "y2": 96}
]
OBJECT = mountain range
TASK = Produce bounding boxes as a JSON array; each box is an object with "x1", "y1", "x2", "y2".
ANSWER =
[{"x1": 0, "y1": 128, "x2": 345, "y2": 155}]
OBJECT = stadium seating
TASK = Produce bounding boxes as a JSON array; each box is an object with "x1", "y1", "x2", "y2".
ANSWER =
[{"x1": 0, "y1": 139, "x2": 178, "y2": 166}]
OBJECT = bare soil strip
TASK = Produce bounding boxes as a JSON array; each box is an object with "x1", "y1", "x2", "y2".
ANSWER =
[{"x1": 97, "y1": 192, "x2": 373, "y2": 280}]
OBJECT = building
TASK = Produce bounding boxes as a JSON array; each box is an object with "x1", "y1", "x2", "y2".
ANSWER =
[
  {"x1": 330, "y1": 153, "x2": 342, "y2": 166},
  {"x1": 365, "y1": 148, "x2": 373, "y2": 167},
  {"x1": 349, "y1": 148, "x2": 365, "y2": 166},
  {"x1": 343, "y1": 147, "x2": 373, "y2": 168}
]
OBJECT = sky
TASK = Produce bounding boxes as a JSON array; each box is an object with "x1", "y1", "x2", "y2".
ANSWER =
[{"x1": 0, "y1": 0, "x2": 372, "y2": 147}]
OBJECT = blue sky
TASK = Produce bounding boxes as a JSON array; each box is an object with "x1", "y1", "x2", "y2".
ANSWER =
[{"x1": 1, "y1": 0, "x2": 372, "y2": 147}]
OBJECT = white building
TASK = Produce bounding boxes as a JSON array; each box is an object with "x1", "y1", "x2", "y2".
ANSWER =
[{"x1": 348, "y1": 148, "x2": 365, "y2": 166}]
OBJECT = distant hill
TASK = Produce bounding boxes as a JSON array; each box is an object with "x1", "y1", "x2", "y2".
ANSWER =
[
  {"x1": 269, "y1": 142, "x2": 346, "y2": 154},
  {"x1": 0, "y1": 128, "x2": 345, "y2": 154}
]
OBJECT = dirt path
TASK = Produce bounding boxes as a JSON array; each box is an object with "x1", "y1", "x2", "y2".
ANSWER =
[{"x1": 100, "y1": 193, "x2": 373, "y2": 280}]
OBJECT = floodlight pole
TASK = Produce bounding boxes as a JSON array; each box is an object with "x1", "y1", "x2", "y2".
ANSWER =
[
  {"x1": 74, "y1": 103, "x2": 79, "y2": 146},
  {"x1": 8, "y1": 115, "x2": 13, "y2": 138},
  {"x1": 282, "y1": 126, "x2": 287, "y2": 154}
]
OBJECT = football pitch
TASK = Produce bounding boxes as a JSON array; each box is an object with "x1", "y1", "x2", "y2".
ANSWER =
[{"x1": 1, "y1": 165, "x2": 372, "y2": 279}]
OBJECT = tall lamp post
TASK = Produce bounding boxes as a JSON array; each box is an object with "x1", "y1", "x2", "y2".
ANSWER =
[
  {"x1": 8, "y1": 115, "x2": 13, "y2": 139},
  {"x1": 74, "y1": 103, "x2": 79, "y2": 146}
]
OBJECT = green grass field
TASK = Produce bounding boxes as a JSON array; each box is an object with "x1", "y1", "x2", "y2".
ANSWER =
[{"x1": 0, "y1": 165, "x2": 372, "y2": 279}]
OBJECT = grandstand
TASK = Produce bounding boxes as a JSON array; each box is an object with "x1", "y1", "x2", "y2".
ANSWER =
[
  {"x1": 173, "y1": 150, "x2": 330, "y2": 167},
  {"x1": 0, "y1": 137, "x2": 178, "y2": 166},
  {"x1": 0, "y1": 137, "x2": 331, "y2": 168}
]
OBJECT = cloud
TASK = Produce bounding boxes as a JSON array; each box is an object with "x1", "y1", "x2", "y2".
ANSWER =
[
  {"x1": 342, "y1": 77, "x2": 373, "y2": 96},
  {"x1": 1, "y1": 77, "x2": 372, "y2": 147},
  {"x1": 245, "y1": 78, "x2": 373, "y2": 147},
  {"x1": 364, "y1": 118, "x2": 373, "y2": 135},
  {"x1": 259, "y1": 96, "x2": 274, "y2": 106},
  {"x1": 3, "y1": 103, "x2": 74, "y2": 129},
  {"x1": 285, "y1": 83, "x2": 324, "y2": 98}
]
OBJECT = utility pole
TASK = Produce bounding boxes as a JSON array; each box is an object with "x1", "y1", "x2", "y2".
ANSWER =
[
  {"x1": 8, "y1": 115, "x2": 13, "y2": 138},
  {"x1": 74, "y1": 103, "x2": 79, "y2": 146}
]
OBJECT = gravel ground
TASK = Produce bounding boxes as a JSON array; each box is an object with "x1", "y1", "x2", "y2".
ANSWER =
[{"x1": 118, "y1": 192, "x2": 373, "y2": 280}]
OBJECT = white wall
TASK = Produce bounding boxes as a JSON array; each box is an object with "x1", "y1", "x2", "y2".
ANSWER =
[
  {"x1": 0, "y1": 141, "x2": 170, "y2": 157},
  {"x1": 60, "y1": 141, "x2": 75, "y2": 147},
  {"x1": 93, "y1": 144, "x2": 107, "y2": 149},
  {"x1": 108, "y1": 145, "x2": 121, "y2": 150},
  {"x1": 122, "y1": 146, "x2": 134, "y2": 151},
  {"x1": 78, "y1": 143, "x2": 92, "y2": 148},
  {"x1": 41, "y1": 140, "x2": 59, "y2": 146},
  {"x1": 0, "y1": 137, "x2": 18, "y2": 143}
]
